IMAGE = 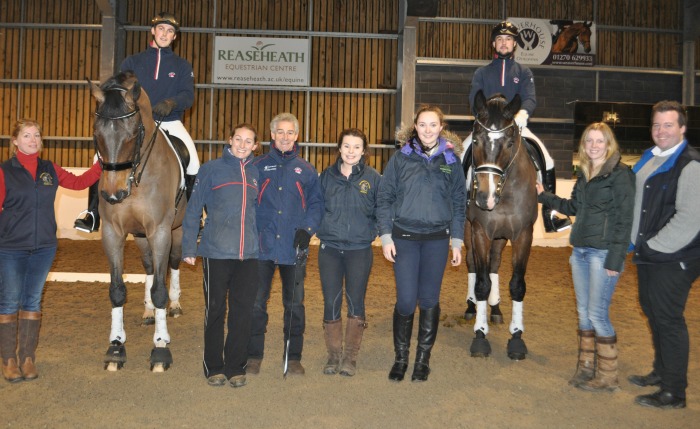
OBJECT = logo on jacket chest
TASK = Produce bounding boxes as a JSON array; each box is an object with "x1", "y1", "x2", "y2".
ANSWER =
[
  {"x1": 168, "y1": 72, "x2": 176, "y2": 78},
  {"x1": 39, "y1": 172, "x2": 54, "y2": 186},
  {"x1": 358, "y1": 180, "x2": 370, "y2": 194},
  {"x1": 294, "y1": 167, "x2": 302, "y2": 175}
]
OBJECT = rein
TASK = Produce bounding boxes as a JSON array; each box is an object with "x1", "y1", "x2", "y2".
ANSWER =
[
  {"x1": 94, "y1": 86, "x2": 162, "y2": 199},
  {"x1": 471, "y1": 118, "x2": 522, "y2": 204}
]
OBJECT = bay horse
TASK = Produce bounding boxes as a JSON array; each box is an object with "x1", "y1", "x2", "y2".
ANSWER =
[
  {"x1": 464, "y1": 91, "x2": 538, "y2": 360},
  {"x1": 90, "y1": 71, "x2": 187, "y2": 372},
  {"x1": 552, "y1": 21, "x2": 592, "y2": 54}
]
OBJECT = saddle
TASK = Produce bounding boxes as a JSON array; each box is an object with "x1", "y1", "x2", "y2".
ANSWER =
[{"x1": 161, "y1": 129, "x2": 190, "y2": 174}]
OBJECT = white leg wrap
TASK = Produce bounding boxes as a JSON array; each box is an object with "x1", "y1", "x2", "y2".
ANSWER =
[
  {"x1": 109, "y1": 307, "x2": 126, "y2": 343},
  {"x1": 466, "y1": 273, "x2": 476, "y2": 304},
  {"x1": 153, "y1": 308, "x2": 170, "y2": 345},
  {"x1": 474, "y1": 301, "x2": 489, "y2": 335},
  {"x1": 169, "y1": 268, "x2": 181, "y2": 302},
  {"x1": 488, "y1": 273, "x2": 500, "y2": 306},
  {"x1": 144, "y1": 275, "x2": 155, "y2": 310},
  {"x1": 509, "y1": 300, "x2": 524, "y2": 335}
]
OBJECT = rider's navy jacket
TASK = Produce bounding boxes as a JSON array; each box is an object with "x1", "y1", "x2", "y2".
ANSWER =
[
  {"x1": 376, "y1": 136, "x2": 466, "y2": 241},
  {"x1": 317, "y1": 157, "x2": 381, "y2": 251},
  {"x1": 182, "y1": 148, "x2": 259, "y2": 260},
  {"x1": 0, "y1": 156, "x2": 59, "y2": 251},
  {"x1": 469, "y1": 56, "x2": 536, "y2": 116},
  {"x1": 121, "y1": 45, "x2": 194, "y2": 122},
  {"x1": 253, "y1": 144, "x2": 323, "y2": 265}
]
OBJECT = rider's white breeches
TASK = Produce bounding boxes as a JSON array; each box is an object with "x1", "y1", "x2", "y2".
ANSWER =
[{"x1": 160, "y1": 120, "x2": 200, "y2": 175}]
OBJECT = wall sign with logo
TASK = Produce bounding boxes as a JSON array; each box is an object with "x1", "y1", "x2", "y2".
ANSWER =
[
  {"x1": 509, "y1": 18, "x2": 596, "y2": 67},
  {"x1": 213, "y1": 36, "x2": 310, "y2": 86}
]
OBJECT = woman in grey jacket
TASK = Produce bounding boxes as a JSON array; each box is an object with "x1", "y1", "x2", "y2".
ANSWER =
[
  {"x1": 317, "y1": 128, "x2": 381, "y2": 377},
  {"x1": 537, "y1": 122, "x2": 635, "y2": 392},
  {"x1": 182, "y1": 123, "x2": 260, "y2": 388}
]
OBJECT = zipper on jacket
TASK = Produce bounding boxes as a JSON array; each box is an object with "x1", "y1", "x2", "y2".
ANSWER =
[
  {"x1": 154, "y1": 48, "x2": 161, "y2": 80},
  {"x1": 239, "y1": 160, "x2": 247, "y2": 259}
]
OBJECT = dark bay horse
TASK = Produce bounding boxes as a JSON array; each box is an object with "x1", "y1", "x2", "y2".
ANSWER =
[
  {"x1": 552, "y1": 21, "x2": 592, "y2": 54},
  {"x1": 90, "y1": 71, "x2": 187, "y2": 372},
  {"x1": 464, "y1": 91, "x2": 538, "y2": 360}
]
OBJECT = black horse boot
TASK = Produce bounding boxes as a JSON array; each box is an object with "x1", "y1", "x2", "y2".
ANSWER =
[
  {"x1": 542, "y1": 168, "x2": 572, "y2": 232},
  {"x1": 411, "y1": 304, "x2": 440, "y2": 382},
  {"x1": 74, "y1": 182, "x2": 100, "y2": 232},
  {"x1": 388, "y1": 308, "x2": 414, "y2": 382}
]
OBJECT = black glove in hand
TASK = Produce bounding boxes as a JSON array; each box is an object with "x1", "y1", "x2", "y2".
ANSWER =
[
  {"x1": 293, "y1": 229, "x2": 311, "y2": 250},
  {"x1": 152, "y1": 98, "x2": 177, "y2": 117}
]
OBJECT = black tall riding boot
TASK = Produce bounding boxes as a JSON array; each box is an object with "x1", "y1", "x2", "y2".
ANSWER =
[
  {"x1": 74, "y1": 182, "x2": 100, "y2": 233},
  {"x1": 388, "y1": 307, "x2": 414, "y2": 382},
  {"x1": 542, "y1": 168, "x2": 572, "y2": 232},
  {"x1": 411, "y1": 304, "x2": 440, "y2": 382},
  {"x1": 185, "y1": 174, "x2": 197, "y2": 200}
]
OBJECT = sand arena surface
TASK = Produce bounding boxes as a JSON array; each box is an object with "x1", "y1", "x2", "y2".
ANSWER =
[{"x1": 2, "y1": 239, "x2": 699, "y2": 428}]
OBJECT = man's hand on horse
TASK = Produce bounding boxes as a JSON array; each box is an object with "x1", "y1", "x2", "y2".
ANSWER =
[
  {"x1": 183, "y1": 256, "x2": 196, "y2": 265},
  {"x1": 153, "y1": 98, "x2": 177, "y2": 117},
  {"x1": 514, "y1": 109, "x2": 529, "y2": 128}
]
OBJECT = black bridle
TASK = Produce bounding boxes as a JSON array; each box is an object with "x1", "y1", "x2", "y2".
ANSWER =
[
  {"x1": 470, "y1": 117, "x2": 522, "y2": 204},
  {"x1": 94, "y1": 86, "x2": 161, "y2": 198}
]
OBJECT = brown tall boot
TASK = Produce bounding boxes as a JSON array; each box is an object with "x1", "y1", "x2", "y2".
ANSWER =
[
  {"x1": 569, "y1": 329, "x2": 595, "y2": 387},
  {"x1": 18, "y1": 310, "x2": 41, "y2": 381},
  {"x1": 339, "y1": 316, "x2": 367, "y2": 377},
  {"x1": 0, "y1": 313, "x2": 22, "y2": 383},
  {"x1": 579, "y1": 335, "x2": 619, "y2": 392},
  {"x1": 322, "y1": 319, "x2": 343, "y2": 375}
]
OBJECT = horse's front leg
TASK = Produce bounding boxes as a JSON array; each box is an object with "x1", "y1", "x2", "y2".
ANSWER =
[
  {"x1": 167, "y1": 226, "x2": 184, "y2": 318},
  {"x1": 486, "y1": 239, "x2": 508, "y2": 324},
  {"x1": 470, "y1": 227, "x2": 493, "y2": 358},
  {"x1": 506, "y1": 228, "x2": 534, "y2": 360},
  {"x1": 134, "y1": 237, "x2": 156, "y2": 325},
  {"x1": 148, "y1": 226, "x2": 174, "y2": 372},
  {"x1": 102, "y1": 227, "x2": 128, "y2": 371}
]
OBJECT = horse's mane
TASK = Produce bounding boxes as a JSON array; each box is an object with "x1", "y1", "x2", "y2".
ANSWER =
[{"x1": 96, "y1": 73, "x2": 136, "y2": 121}]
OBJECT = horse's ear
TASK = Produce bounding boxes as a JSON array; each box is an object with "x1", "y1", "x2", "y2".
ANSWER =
[
  {"x1": 584, "y1": 21, "x2": 592, "y2": 28},
  {"x1": 87, "y1": 77, "x2": 104, "y2": 104},
  {"x1": 473, "y1": 90, "x2": 487, "y2": 115},
  {"x1": 507, "y1": 94, "x2": 522, "y2": 117},
  {"x1": 130, "y1": 81, "x2": 141, "y2": 102}
]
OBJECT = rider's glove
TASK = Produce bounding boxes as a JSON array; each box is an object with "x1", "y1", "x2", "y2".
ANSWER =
[
  {"x1": 514, "y1": 109, "x2": 529, "y2": 128},
  {"x1": 153, "y1": 98, "x2": 177, "y2": 118},
  {"x1": 293, "y1": 229, "x2": 311, "y2": 250}
]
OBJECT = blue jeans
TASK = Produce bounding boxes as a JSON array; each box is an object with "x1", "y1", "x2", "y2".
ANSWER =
[
  {"x1": 0, "y1": 246, "x2": 57, "y2": 314},
  {"x1": 248, "y1": 260, "x2": 305, "y2": 361},
  {"x1": 393, "y1": 237, "x2": 449, "y2": 315},
  {"x1": 569, "y1": 247, "x2": 620, "y2": 337},
  {"x1": 318, "y1": 244, "x2": 373, "y2": 320}
]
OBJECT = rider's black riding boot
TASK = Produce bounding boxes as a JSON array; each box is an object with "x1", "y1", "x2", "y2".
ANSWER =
[
  {"x1": 542, "y1": 168, "x2": 572, "y2": 233},
  {"x1": 185, "y1": 174, "x2": 197, "y2": 200},
  {"x1": 388, "y1": 307, "x2": 414, "y2": 382},
  {"x1": 411, "y1": 304, "x2": 440, "y2": 382},
  {"x1": 74, "y1": 182, "x2": 100, "y2": 233}
]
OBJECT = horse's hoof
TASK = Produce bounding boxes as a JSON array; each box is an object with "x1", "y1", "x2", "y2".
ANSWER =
[
  {"x1": 490, "y1": 314, "x2": 504, "y2": 324},
  {"x1": 150, "y1": 346, "x2": 173, "y2": 372},
  {"x1": 507, "y1": 334, "x2": 528, "y2": 361},
  {"x1": 464, "y1": 311, "x2": 475, "y2": 321},
  {"x1": 168, "y1": 307, "x2": 183, "y2": 318},
  {"x1": 105, "y1": 362, "x2": 122, "y2": 372},
  {"x1": 104, "y1": 342, "x2": 126, "y2": 371},
  {"x1": 141, "y1": 317, "x2": 155, "y2": 326},
  {"x1": 470, "y1": 333, "x2": 491, "y2": 358},
  {"x1": 463, "y1": 301, "x2": 476, "y2": 320}
]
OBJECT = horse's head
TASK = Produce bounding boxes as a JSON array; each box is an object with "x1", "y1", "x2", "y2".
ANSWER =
[
  {"x1": 90, "y1": 71, "x2": 152, "y2": 204},
  {"x1": 470, "y1": 90, "x2": 522, "y2": 210},
  {"x1": 577, "y1": 22, "x2": 592, "y2": 53}
]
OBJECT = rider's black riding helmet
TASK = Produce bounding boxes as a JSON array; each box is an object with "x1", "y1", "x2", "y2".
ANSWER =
[
  {"x1": 151, "y1": 12, "x2": 180, "y2": 32},
  {"x1": 491, "y1": 21, "x2": 519, "y2": 42}
]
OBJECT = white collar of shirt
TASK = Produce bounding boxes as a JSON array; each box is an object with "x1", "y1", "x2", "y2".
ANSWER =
[{"x1": 651, "y1": 140, "x2": 685, "y2": 157}]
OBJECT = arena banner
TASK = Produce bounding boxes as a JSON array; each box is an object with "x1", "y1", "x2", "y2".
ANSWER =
[
  {"x1": 509, "y1": 18, "x2": 597, "y2": 67},
  {"x1": 212, "y1": 36, "x2": 310, "y2": 86}
]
